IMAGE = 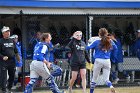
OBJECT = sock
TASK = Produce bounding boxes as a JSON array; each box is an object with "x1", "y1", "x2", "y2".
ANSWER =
[
  {"x1": 112, "y1": 72, "x2": 117, "y2": 80},
  {"x1": 106, "y1": 81, "x2": 113, "y2": 88},
  {"x1": 90, "y1": 88, "x2": 94, "y2": 93},
  {"x1": 90, "y1": 82, "x2": 96, "y2": 93}
]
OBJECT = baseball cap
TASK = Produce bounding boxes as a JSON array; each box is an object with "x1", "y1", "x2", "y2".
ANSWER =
[
  {"x1": 1, "y1": 26, "x2": 10, "y2": 33},
  {"x1": 10, "y1": 35, "x2": 18, "y2": 39},
  {"x1": 137, "y1": 29, "x2": 140, "y2": 33}
]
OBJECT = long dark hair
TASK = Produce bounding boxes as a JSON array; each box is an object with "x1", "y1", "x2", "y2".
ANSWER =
[{"x1": 99, "y1": 28, "x2": 112, "y2": 51}]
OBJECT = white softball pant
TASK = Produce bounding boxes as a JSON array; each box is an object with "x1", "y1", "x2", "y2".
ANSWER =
[
  {"x1": 30, "y1": 60, "x2": 50, "y2": 79},
  {"x1": 91, "y1": 58, "x2": 111, "y2": 83}
]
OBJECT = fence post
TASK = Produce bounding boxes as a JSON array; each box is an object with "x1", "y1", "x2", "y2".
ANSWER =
[{"x1": 20, "y1": 10, "x2": 25, "y2": 91}]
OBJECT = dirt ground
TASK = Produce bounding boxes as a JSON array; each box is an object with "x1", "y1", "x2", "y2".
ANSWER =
[{"x1": 18, "y1": 86, "x2": 140, "y2": 93}]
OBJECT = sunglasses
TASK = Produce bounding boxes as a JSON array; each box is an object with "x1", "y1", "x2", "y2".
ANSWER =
[{"x1": 76, "y1": 35, "x2": 82, "y2": 37}]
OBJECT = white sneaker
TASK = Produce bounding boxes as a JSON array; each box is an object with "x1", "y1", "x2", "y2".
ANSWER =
[
  {"x1": 130, "y1": 75, "x2": 135, "y2": 83},
  {"x1": 112, "y1": 78, "x2": 119, "y2": 84},
  {"x1": 110, "y1": 87, "x2": 116, "y2": 93},
  {"x1": 60, "y1": 90, "x2": 65, "y2": 93},
  {"x1": 126, "y1": 76, "x2": 130, "y2": 83},
  {"x1": 82, "y1": 90, "x2": 87, "y2": 93},
  {"x1": 68, "y1": 87, "x2": 73, "y2": 93},
  {"x1": 75, "y1": 84, "x2": 80, "y2": 88},
  {"x1": 6, "y1": 89, "x2": 13, "y2": 93},
  {"x1": 11, "y1": 86, "x2": 17, "y2": 89}
]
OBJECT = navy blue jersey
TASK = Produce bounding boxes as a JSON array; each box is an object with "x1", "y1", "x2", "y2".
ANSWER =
[
  {"x1": 110, "y1": 39, "x2": 123, "y2": 63},
  {"x1": 134, "y1": 38, "x2": 140, "y2": 60}
]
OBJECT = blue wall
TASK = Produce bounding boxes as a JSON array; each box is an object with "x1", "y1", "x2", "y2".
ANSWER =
[{"x1": 0, "y1": 0, "x2": 140, "y2": 8}]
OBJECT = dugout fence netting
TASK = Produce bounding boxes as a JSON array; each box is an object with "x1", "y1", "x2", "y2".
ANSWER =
[{"x1": 1, "y1": 14, "x2": 140, "y2": 91}]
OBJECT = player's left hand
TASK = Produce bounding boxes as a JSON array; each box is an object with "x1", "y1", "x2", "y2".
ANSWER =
[
  {"x1": 43, "y1": 59, "x2": 52, "y2": 69},
  {"x1": 46, "y1": 62, "x2": 52, "y2": 69},
  {"x1": 3, "y1": 56, "x2": 8, "y2": 61},
  {"x1": 16, "y1": 53, "x2": 20, "y2": 62}
]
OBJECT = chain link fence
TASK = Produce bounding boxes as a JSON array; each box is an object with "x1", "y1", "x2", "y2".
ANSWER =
[
  {"x1": 0, "y1": 15, "x2": 140, "y2": 91},
  {"x1": 22, "y1": 15, "x2": 88, "y2": 88}
]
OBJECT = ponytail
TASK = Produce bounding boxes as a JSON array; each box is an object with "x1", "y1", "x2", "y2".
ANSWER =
[
  {"x1": 100, "y1": 36, "x2": 112, "y2": 51},
  {"x1": 98, "y1": 28, "x2": 112, "y2": 51}
]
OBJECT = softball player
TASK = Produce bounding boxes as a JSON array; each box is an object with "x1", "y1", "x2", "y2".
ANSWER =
[
  {"x1": 10, "y1": 35, "x2": 23, "y2": 88},
  {"x1": 24, "y1": 33, "x2": 63, "y2": 93},
  {"x1": 134, "y1": 29, "x2": 140, "y2": 60},
  {"x1": 86, "y1": 28, "x2": 118, "y2": 93},
  {"x1": 34, "y1": 41, "x2": 62, "y2": 77}
]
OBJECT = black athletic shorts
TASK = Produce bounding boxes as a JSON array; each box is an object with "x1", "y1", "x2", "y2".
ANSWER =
[{"x1": 71, "y1": 63, "x2": 86, "y2": 71}]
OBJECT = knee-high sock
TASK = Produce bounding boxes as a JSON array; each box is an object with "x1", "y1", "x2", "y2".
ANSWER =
[
  {"x1": 112, "y1": 72, "x2": 117, "y2": 80},
  {"x1": 90, "y1": 82, "x2": 96, "y2": 93},
  {"x1": 46, "y1": 75, "x2": 61, "y2": 93},
  {"x1": 24, "y1": 78, "x2": 38, "y2": 93}
]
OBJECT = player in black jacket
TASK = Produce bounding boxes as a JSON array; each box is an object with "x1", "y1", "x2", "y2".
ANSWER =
[
  {"x1": 67, "y1": 31, "x2": 90, "y2": 93},
  {"x1": 0, "y1": 26, "x2": 20, "y2": 93}
]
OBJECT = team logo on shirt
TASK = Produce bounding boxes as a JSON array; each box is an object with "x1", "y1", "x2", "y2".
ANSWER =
[
  {"x1": 4, "y1": 43, "x2": 13, "y2": 47},
  {"x1": 76, "y1": 45, "x2": 85, "y2": 50}
]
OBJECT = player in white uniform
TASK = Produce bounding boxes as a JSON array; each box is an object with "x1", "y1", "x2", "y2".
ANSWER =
[
  {"x1": 24, "y1": 33, "x2": 63, "y2": 93},
  {"x1": 86, "y1": 28, "x2": 118, "y2": 93}
]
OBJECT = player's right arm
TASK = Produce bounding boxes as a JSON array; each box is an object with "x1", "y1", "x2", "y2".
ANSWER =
[
  {"x1": 43, "y1": 59, "x2": 52, "y2": 69},
  {"x1": 86, "y1": 40, "x2": 98, "y2": 50},
  {"x1": 0, "y1": 39, "x2": 4, "y2": 58},
  {"x1": 67, "y1": 37, "x2": 75, "y2": 49},
  {"x1": 40, "y1": 44, "x2": 52, "y2": 68}
]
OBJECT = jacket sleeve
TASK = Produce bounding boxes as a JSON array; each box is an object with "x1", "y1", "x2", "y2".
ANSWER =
[
  {"x1": 86, "y1": 40, "x2": 97, "y2": 50},
  {"x1": 66, "y1": 37, "x2": 75, "y2": 50},
  {"x1": 111, "y1": 40, "x2": 118, "y2": 61},
  {"x1": 0, "y1": 40, "x2": 4, "y2": 59},
  {"x1": 85, "y1": 50, "x2": 90, "y2": 63},
  {"x1": 134, "y1": 39, "x2": 140, "y2": 60}
]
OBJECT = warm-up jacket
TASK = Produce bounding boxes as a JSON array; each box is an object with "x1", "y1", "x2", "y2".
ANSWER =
[
  {"x1": 110, "y1": 38, "x2": 123, "y2": 63},
  {"x1": 67, "y1": 38, "x2": 90, "y2": 66},
  {"x1": 134, "y1": 38, "x2": 140, "y2": 60},
  {"x1": 0, "y1": 38, "x2": 18, "y2": 60}
]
